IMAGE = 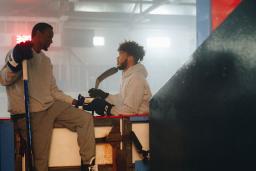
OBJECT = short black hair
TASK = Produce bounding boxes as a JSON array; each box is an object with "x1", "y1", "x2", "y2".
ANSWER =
[
  {"x1": 31, "y1": 22, "x2": 53, "y2": 38},
  {"x1": 118, "y1": 40, "x2": 145, "y2": 63}
]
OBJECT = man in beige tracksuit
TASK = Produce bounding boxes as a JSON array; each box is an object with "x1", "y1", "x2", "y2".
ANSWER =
[
  {"x1": 0, "y1": 23, "x2": 96, "y2": 171},
  {"x1": 87, "y1": 40, "x2": 152, "y2": 116}
]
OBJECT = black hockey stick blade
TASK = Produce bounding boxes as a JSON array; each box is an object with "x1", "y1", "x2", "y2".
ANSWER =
[{"x1": 95, "y1": 67, "x2": 118, "y2": 88}]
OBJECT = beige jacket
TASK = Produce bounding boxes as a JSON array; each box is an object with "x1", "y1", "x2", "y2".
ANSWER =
[
  {"x1": 0, "y1": 49, "x2": 73, "y2": 114},
  {"x1": 106, "y1": 63, "x2": 152, "y2": 115}
]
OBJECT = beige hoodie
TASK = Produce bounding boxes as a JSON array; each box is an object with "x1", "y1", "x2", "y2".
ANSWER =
[
  {"x1": 0, "y1": 49, "x2": 73, "y2": 114},
  {"x1": 106, "y1": 63, "x2": 152, "y2": 115}
]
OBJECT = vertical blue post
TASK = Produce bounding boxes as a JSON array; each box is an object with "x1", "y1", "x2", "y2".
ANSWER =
[
  {"x1": 0, "y1": 120, "x2": 14, "y2": 171},
  {"x1": 196, "y1": 0, "x2": 211, "y2": 46}
]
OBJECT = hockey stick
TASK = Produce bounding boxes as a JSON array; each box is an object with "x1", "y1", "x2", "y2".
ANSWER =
[
  {"x1": 22, "y1": 60, "x2": 34, "y2": 171},
  {"x1": 77, "y1": 67, "x2": 118, "y2": 112},
  {"x1": 95, "y1": 67, "x2": 118, "y2": 88},
  {"x1": 89, "y1": 67, "x2": 118, "y2": 115}
]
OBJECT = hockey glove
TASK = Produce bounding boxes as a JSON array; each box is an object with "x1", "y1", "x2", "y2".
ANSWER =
[
  {"x1": 83, "y1": 98, "x2": 113, "y2": 116},
  {"x1": 74, "y1": 94, "x2": 85, "y2": 108},
  {"x1": 7, "y1": 41, "x2": 33, "y2": 72},
  {"x1": 88, "y1": 88, "x2": 109, "y2": 99}
]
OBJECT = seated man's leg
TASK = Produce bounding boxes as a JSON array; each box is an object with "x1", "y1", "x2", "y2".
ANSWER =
[{"x1": 54, "y1": 101, "x2": 96, "y2": 165}]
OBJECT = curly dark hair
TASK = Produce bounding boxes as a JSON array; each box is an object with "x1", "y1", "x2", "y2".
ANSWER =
[{"x1": 118, "y1": 40, "x2": 145, "y2": 63}]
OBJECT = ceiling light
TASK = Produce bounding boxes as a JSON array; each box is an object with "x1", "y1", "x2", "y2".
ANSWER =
[
  {"x1": 16, "y1": 35, "x2": 31, "y2": 44},
  {"x1": 93, "y1": 36, "x2": 105, "y2": 46}
]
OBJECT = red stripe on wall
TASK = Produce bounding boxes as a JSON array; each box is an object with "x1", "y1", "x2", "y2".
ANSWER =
[
  {"x1": 0, "y1": 118, "x2": 11, "y2": 120},
  {"x1": 212, "y1": 0, "x2": 241, "y2": 30}
]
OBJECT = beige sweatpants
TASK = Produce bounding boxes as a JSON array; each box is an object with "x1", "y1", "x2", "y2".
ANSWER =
[{"x1": 16, "y1": 100, "x2": 96, "y2": 171}]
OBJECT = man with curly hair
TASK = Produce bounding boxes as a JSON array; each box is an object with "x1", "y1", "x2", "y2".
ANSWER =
[{"x1": 87, "y1": 40, "x2": 152, "y2": 116}]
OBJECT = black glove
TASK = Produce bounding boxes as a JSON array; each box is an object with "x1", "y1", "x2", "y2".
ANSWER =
[
  {"x1": 7, "y1": 41, "x2": 33, "y2": 72},
  {"x1": 88, "y1": 88, "x2": 109, "y2": 99},
  {"x1": 74, "y1": 94, "x2": 85, "y2": 108},
  {"x1": 83, "y1": 98, "x2": 113, "y2": 116},
  {"x1": 13, "y1": 41, "x2": 33, "y2": 63}
]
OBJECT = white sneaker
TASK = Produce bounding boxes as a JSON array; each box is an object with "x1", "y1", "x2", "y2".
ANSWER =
[
  {"x1": 88, "y1": 164, "x2": 98, "y2": 171},
  {"x1": 82, "y1": 157, "x2": 98, "y2": 171}
]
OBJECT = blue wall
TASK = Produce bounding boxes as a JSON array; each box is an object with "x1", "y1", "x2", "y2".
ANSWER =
[
  {"x1": 0, "y1": 120, "x2": 14, "y2": 171},
  {"x1": 196, "y1": 0, "x2": 211, "y2": 46}
]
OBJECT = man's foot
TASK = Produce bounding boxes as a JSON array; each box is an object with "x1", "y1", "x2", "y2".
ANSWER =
[{"x1": 81, "y1": 157, "x2": 98, "y2": 171}]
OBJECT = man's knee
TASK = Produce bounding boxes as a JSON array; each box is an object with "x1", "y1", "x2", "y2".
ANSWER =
[
  {"x1": 76, "y1": 108, "x2": 93, "y2": 121},
  {"x1": 70, "y1": 108, "x2": 93, "y2": 127}
]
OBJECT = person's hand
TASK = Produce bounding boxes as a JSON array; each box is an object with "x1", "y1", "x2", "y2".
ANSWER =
[
  {"x1": 73, "y1": 94, "x2": 85, "y2": 108},
  {"x1": 88, "y1": 88, "x2": 109, "y2": 99},
  {"x1": 7, "y1": 41, "x2": 33, "y2": 72},
  {"x1": 83, "y1": 98, "x2": 113, "y2": 116},
  {"x1": 72, "y1": 99, "x2": 78, "y2": 106}
]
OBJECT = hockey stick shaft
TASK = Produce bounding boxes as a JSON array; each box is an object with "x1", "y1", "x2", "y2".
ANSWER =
[
  {"x1": 93, "y1": 67, "x2": 118, "y2": 115},
  {"x1": 22, "y1": 60, "x2": 34, "y2": 171}
]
